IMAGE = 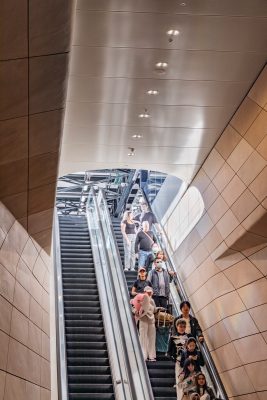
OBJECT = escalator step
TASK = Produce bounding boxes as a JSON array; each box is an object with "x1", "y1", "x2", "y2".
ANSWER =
[
  {"x1": 67, "y1": 349, "x2": 108, "y2": 358},
  {"x1": 69, "y1": 393, "x2": 114, "y2": 400},
  {"x1": 67, "y1": 357, "x2": 110, "y2": 366},
  {"x1": 68, "y1": 366, "x2": 111, "y2": 374},
  {"x1": 66, "y1": 333, "x2": 105, "y2": 342},
  {"x1": 65, "y1": 326, "x2": 104, "y2": 334},
  {"x1": 69, "y1": 383, "x2": 113, "y2": 393},
  {"x1": 64, "y1": 313, "x2": 103, "y2": 321},
  {"x1": 68, "y1": 374, "x2": 112, "y2": 384},
  {"x1": 67, "y1": 341, "x2": 106, "y2": 350},
  {"x1": 65, "y1": 306, "x2": 101, "y2": 313}
]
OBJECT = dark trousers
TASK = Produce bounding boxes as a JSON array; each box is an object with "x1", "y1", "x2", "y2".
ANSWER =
[{"x1": 153, "y1": 296, "x2": 168, "y2": 309}]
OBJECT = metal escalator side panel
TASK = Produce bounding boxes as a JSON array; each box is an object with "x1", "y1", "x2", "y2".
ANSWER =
[{"x1": 53, "y1": 211, "x2": 69, "y2": 400}]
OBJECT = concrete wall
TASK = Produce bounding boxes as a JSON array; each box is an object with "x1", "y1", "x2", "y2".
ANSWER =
[
  {"x1": 162, "y1": 66, "x2": 267, "y2": 399},
  {"x1": 0, "y1": 201, "x2": 51, "y2": 400}
]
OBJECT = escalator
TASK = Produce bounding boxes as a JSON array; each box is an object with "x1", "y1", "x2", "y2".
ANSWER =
[
  {"x1": 112, "y1": 219, "x2": 177, "y2": 400},
  {"x1": 59, "y1": 215, "x2": 115, "y2": 400}
]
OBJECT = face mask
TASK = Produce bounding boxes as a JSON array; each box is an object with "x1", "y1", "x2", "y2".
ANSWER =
[{"x1": 155, "y1": 262, "x2": 162, "y2": 269}]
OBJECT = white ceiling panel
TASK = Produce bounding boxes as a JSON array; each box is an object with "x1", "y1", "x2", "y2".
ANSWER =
[
  {"x1": 74, "y1": 11, "x2": 267, "y2": 52},
  {"x1": 77, "y1": 0, "x2": 267, "y2": 18},
  {"x1": 60, "y1": 1, "x2": 267, "y2": 183},
  {"x1": 67, "y1": 76, "x2": 248, "y2": 107},
  {"x1": 63, "y1": 125, "x2": 220, "y2": 148},
  {"x1": 65, "y1": 102, "x2": 234, "y2": 129},
  {"x1": 69, "y1": 47, "x2": 266, "y2": 82}
]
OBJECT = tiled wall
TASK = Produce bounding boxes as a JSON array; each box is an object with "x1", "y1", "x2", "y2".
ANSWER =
[
  {"x1": 0, "y1": 1, "x2": 74, "y2": 252},
  {"x1": 163, "y1": 66, "x2": 267, "y2": 399},
  {"x1": 0, "y1": 201, "x2": 51, "y2": 400}
]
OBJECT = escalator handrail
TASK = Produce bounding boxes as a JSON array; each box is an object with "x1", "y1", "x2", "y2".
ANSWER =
[
  {"x1": 97, "y1": 188, "x2": 155, "y2": 400},
  {"x1": 140, "y1": 189, "x2": 229, "y2": 400},
  {"x1": 87, "y1": 188, "x2": 154, "y2": 400},
  {"x1": 87, "y1": 190, "x2": 131, "y2": 400},
  {"x1": 53, "y1": 210, "x2": 69, "y2": 400},
  {"x1": 114, "y1": 169, "x2": 139, "y2": 217}
]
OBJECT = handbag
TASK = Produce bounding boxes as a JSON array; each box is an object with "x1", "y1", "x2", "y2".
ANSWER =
[{"x1": 155, "y1": 309, "x2": 174, "y2": 327}]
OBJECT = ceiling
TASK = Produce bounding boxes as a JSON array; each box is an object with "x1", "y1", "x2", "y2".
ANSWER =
[{"x1": 59, "y1": 0, "x2": 267, "y2": 183}]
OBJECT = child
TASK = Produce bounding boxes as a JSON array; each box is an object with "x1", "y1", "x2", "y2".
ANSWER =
[
  {"x1": 177, "y1": 359, "x2": 197, "y2": 399},
  {"x1": 190, "y1": 373, "x2": 216, "y2": 400},
  {"x1": 168, "y1": 319, "x2": 191, "y2": 362},
  {"x1": 180, "y1": 337, "x2": 204, "y2": 373}
]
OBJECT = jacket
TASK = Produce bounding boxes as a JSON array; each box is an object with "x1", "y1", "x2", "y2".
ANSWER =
[
  {"x1": 147, "y1": 268, "x2": 170, "y2": 297},
  {"x1": 174, "y1": 314, "x2": 203, "y2": 339},
  {"x1": 180, "y1": 348, "x2": 204, "y2": 372},
  {"x1": 168, "y1": 333, "x2": 191, "y2": 361}
]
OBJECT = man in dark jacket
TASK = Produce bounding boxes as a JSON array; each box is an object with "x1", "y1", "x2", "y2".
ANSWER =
[
  {"x1": 174, "y1": 301, "x2": 204, "y2": 342},
  {"x1": 147, "y1": 261, "x2": 170, "y2": 308}
]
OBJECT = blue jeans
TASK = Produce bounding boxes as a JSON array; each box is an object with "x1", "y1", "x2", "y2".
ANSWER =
[{"x1": 138, "y1": 250, "x2": 151, "y2": 268}]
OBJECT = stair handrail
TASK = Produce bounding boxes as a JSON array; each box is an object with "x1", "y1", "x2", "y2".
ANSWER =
[
  {"x1": 114, "y1": 169, "x2": 139, "y2": 217},
  {"x1": 53, "y1": 210, "x2": 69, "y2": 400},
  {"x1": 140, "y1": 189, "x2": 229, "y2": 400},
  {"x1": 87, "y1": 187, "x2": 154, "y2": 400}
]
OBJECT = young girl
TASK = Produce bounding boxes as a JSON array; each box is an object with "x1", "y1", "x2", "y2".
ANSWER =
[
  {"x1": 190, "y1": 373, "x2": 216, "y2": 400},
  {"x1": 177, "y1": 359, "x2": 197, "y2": 399},
  {"x1": 180, "y1": 337, "x2": 204, "y2": 373}
]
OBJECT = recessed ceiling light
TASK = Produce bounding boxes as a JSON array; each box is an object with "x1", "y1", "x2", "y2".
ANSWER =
[
  {"x1": 154, "y1": 62, "x2": 168, "y2": 74},
  {"x1": 128, "y1": 147, "x2": 135, "y2": 156},
  {"x1": 166, "y1": 29, "x2": 180, "y2": 36},
  {"x1": 138, "y1": 108, "x2": 150, "y2": 118},
  {"x1": 155, "y1": 62, "x2": 168, "y2": 69},
  {"x1": 180, "y1": 2, "x2": 186, "y2": 6},
  {"x1": 132, "y1": 134, "x2": 143, "y2": 139},
  {"x1": 147, "y1": 89, "x2": 159, "y2": 95}
]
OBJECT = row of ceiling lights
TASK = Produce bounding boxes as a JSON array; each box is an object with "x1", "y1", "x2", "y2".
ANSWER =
[{"x1": 129, "y1": 29, "x2": 180, "y2": 153}]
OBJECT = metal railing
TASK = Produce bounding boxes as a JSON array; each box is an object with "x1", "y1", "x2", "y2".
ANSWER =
[
  {"x1": 53, "y1": 210, "x2": 69, "y2": 400},
  {"x1": 87, "y1": 188, "x2": 154, "y2": 400},
  {"x1": 140, "y1": 189, "x2": 229, "y2": 400}
]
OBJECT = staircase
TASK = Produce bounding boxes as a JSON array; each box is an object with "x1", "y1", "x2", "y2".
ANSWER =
[
  {"x1": 59, "y1": 215, "x2": 115, "y2": 400},
  {"x1": 112, "y1": 219, "x2": 177, "y2": 400}
]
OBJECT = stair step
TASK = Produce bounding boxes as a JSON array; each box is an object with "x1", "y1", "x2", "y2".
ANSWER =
[
  {"x1": 67, "y1": 341, "x2": 106, "y2": 350},
  {"x1": 65, "y1": 306, "x2": 101, "y2": 313},
  {"x1": 65, "y1": 326, "x2": 104, "y2": 334},
  {"x1": 66, "y1": 333, "x2": 105, "y2": 342},
  {"x1": 67, "y1": 357, "x2": 110, "y2": 366},
  {"x1": 63, "y1": 294, "x2": 99, "y2": 301},
  {"x1": 68, "y1": 374, "x2": 112, "y2": 384},
  {"x1": 64, "y1": 313, "x2": 103, "y2": 321},
  {"x1": 69, "y1": 393, "x2": 114, "y2": 400},
  {"x1": 67, "y1": 349, "x2": 108, "y2": 358},
  {"x1": 68, "y1": 366, "x2": 111, "y2": 375}
]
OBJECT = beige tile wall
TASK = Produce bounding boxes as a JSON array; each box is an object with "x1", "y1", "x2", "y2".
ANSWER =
[
  {"x1": 0, "y1": 202, "x2": 51, "y2": 400},
  {"x1": 163, "y1": 66, "x2": 267, "y2": 399},
  {"x1": 0, "y1": 1, "x2": 74, "y2": 252}
]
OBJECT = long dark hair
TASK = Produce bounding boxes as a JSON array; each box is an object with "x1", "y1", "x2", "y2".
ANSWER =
[
  {"x1": 195, "y1": 372, "x2": 208, "y2": 392},
  {"x1": 182, "y1": 359, "x2": 196, "y2": 379}
]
